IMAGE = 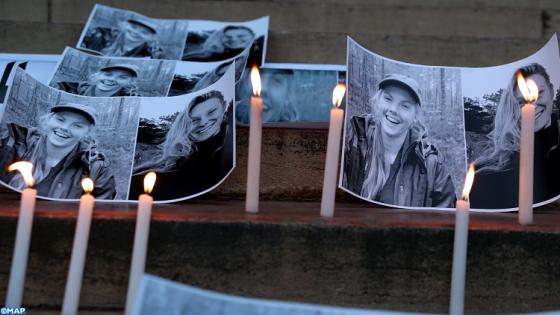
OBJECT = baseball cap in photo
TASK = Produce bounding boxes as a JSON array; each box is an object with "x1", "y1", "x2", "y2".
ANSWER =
[
  {"x1": 100, "y1": 63, "x2": 140, "y2": 77},
  {"x1": 378, "y1": 74, "x2": 423, "y2": 106},
  {"x1": 127, "y1": 18, "x2": 157, "y2": 34},
  {"x1": 51, "y1": 103, "x2": 98, "y2": 126}
]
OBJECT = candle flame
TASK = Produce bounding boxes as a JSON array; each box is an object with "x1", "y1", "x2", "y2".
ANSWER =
[
  {"x1": 250, "y1": 65, "x2": 261, "y2": 96},
  {"x1": 461, "y1": 163, "x2": 475, "y2": 200},
  {"x1": 8, "y1": 161, "x2": 34, "y2": 187},
  {"x1": 81, "y1": 178, "x2": 94, "y2": 194},
  {"x1": 332, "y1": 83, "x2": 346, "y2": 108},
  {"x1": 144, "y1": 171, "x2": 156, "y2": 194},
  {"x1": 516, "y1": 72, "x2": 539, "y2": 103}
]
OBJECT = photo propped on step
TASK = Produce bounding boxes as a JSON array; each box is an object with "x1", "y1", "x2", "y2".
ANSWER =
[
  {"x1": 49, "y1": 47, "x2": 249, "y2": 98},
  {"x1": 0, "y1": 53, "x2": 59, "y2": 105},
  {"x1": 49, "y1": 47, "x2": 177, "y2": 97},
  {"x1": 341, "y1": 38, "x2": 466, "y2": 210},
  {"x1": 182, "y1": 16, "x2": 269, "y2": 66},
  {"x1": 0, "y1": 67, "x2": 139, "y2": 201},
  {"x1": 462, "y1": 35, "x2": 560, "y2": 211},
  {"x1": 170, "y1": 44, "x2": 251, "y2": 96},
  {"x1": 128, "y1": 64, "x2": 236, "y2": 202},
  {"x1": 77, "y1": 4, "x2": 190, "y2": 60}
]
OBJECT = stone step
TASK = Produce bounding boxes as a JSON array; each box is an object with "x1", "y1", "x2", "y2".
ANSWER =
[
  {"x1": 0, "y1": 20, "x2": 553, "y2": 66},
  {"x1": 0, "y1": 195, "x2": 559, "y2": 314}
]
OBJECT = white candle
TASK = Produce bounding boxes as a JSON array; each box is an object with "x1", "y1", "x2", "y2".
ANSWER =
[
  {"x1": 124, "y1": 172, "x2": 156, "y2": 315},
  {"x1": 246, "y1": 66, "x2": 263, "y2": 213},
  {"x1": 449, "y1": 199, "x2": 470, "y2": 315},
  {"x1": 449, "y1": 164, "x2": 475, "y2": 315},
  {"x1": 62, "y1": 178, "x2": 95, "y2": 315},
  {"x1": 320, "y1": 83, "x2": 346, "y2": 217},
  {"x1": 517, "y1": 74, "x2": 538, "y2": 225},
  {"x1": 6, "y1": 162, "x2": 36, "y2": 308}
]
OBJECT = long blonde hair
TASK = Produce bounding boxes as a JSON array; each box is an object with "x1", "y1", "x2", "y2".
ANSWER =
[
  {"x1": 134, "y1": 91, "x2": 226, "y2": 174},
  {"x1": 360, "y1": 89, "x2": 424, "y2": 199},
  {"x1": 9, "y1": 112, "x2": 95, "y2": 189},
  {"x1": 475, "y1": 63, "x2": 553, "y2": 172},
  {"x1": 361, "y1": 90, "x2": 389, "y2": 199}
]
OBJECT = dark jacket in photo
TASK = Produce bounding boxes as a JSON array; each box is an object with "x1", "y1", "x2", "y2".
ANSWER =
[
  {"x1": 343, "y1": 115, "x2": 457, "y2": 208},
  {"x1": 470, "y1": 118, "x2": 560, "y2": 209},
  {"x1": 82, "y1": 27, "x2": 164, "y2": 59},
  {"x1": 55, "y1": 81, "x2": 140, "y2": 97},
  {"x1": 128, "y1": 108, "x2": 234, "y2": 200},
  {"x1": 0, "y1": 123, "x2": 117, "y2": 199}
]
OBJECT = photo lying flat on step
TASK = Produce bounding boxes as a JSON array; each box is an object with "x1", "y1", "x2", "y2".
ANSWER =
[
  {"x1": 461, "y1": 35, "x2": 560, "y2": 211},
  {"x1": 133, "y1": 274, "x2": 405, "y2": 315}
]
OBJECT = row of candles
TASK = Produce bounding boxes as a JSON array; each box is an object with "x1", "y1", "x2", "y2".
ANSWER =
[
  {"x1": 5, "y1": 162, "x2": 156, "y2": 315},
  {"x1": 4, "y1": 67, "x2": 539, "y2": 315}
]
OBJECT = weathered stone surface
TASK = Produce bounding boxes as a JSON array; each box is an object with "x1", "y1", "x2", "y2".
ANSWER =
[
  {"x1": 0, "y1": 22, "x2": 82, "y2": 54},
  {"x1": 0, "y1": 200, "x2": 559, "y2": 314},
  {"x1": 0, "y1": 0, "x2": 48, "y2": 23},
  {"x1": 49, "y1": 1, "x2": 541, "y2": 39},
  {"x1": 0, "y1": 21, "x2": 550, "y2": 67}
]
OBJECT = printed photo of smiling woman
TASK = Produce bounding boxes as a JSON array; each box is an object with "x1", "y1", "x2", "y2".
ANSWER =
[
  {"x1": 129, "y1": 90, "x2": 234, "y2": 200},
  {"x1": 82, "y1": 17, "x2": 164, "y2": 59},
  {"x1": 0, "y1": 103, "x2": 117, "y2": 199},
  {"x1": 343, "y1": 74, "x2": 456, "y2": 208},
  {"x1": 469, "y1": 63, "x2": 560, "y2": 209},
  {"x1": 55, "y1": 63, "x2": 140, "y2": 97}
]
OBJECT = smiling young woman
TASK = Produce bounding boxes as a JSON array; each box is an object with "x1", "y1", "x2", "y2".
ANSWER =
[
  {"x1": 55, "y1": 64, "x2": 140, "y2": 97},
  {"x1": 0, "y1": 103, "x2": 117, "y2": 199},
  {"x1": 470, "y1": 63, "x2": 560, "y2": 209},
  {"x1": 343, "y1": 74, "x2": 456, "y2": 208},
  {"x1": 129, "y1": 90, "x2": 234, "y2": 200}
]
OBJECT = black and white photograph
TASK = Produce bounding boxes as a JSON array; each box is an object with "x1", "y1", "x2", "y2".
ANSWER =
[
  {"x1": 235, "y1": 64, "x2": 345, "y2": 125},
  {"x1": 0, "y1": 53, "x2": 59, "y2": 105},
  {"x1": 49, "y1": 47, "x2": 176, "y2": 97},
  {"x1": 463, "y1": 35, "x2": 560, "y2": 210},
  {"x1": 181, "y1": 17, "x2": 269, "y2": 65},
  {"x1": 0, "y1": 67, "x2": 139, "y2": 201},
  {"x1": 77, "y1": 4, "x2": 190, "y2": 60},
  {"x1": 340, "y1": 38, "x2": 466, "y2": 210},
  {"x1": 133, "y1": 275, "x2": 406, "y2": 315},
  {"x1": 128, "y1": 65, "x2": 236, "y2": 201},
  {"x1": 169, "y1": 44, "x2": 250, "y2": 96}
]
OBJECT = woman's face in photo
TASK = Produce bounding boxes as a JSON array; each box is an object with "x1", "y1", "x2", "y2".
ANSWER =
[
  {"x1": 124, "y1": 21, "x2": 155, "y2": 44},
  {"x1": 223, "y1": 28, "x2": 254, "y2": 50},
  {"x1": 514, "y1": 73, "x2": 554, "y2": 132},
  {"x1": 46, "y1": 111, "x2": 92, "y2": 149},
  {"x1": 261, "y1": 71, "x2": 290, "y2": 122},
  {"x1": 188, "y1": 97, "x2": 225, "y2": 142},
  {"x1": 378, "y1": 84, "x2": 418, "y2": 138},
  {"x1": 95, "y1": 69, "x2": 135, "y2": 92}
]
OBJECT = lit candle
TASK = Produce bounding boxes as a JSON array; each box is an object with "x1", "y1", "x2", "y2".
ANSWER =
[
  {"x1": 517, "y1": 72, "x2": 539, "y2": 225},
  {"x1": 5, "y1": 162, "x2": 36, "y2": 308},
  {"x1": 320, "y1": 83, "x2": 346, "y2": 217},
  {"x1": 124, "y1": 171, "x2": 156, "y2": 315},
  {"x1": 449, "y1": 164, "x2": 475, "y2": 315},
  {"x1": 245, "y1": 65, "x2": 263, "y2": 213},
  {"x1": 62, "y1": 178, "x2": 95, "y2": 315}
]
